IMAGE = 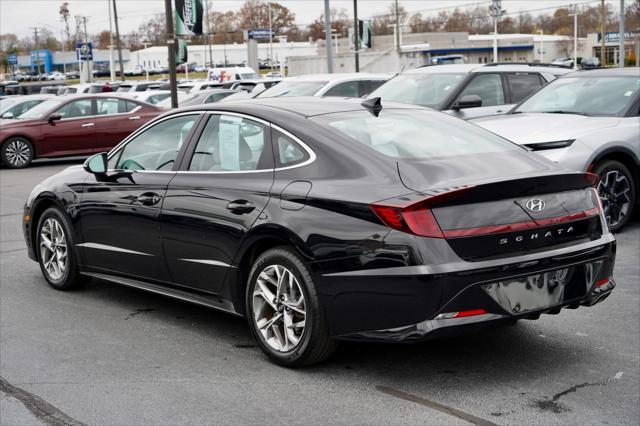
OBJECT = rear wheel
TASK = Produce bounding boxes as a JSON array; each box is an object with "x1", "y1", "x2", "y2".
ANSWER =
[
  {"x1": 1, "y1": 137, "x2": 34, "y2": 168},
  {"x1": 36, "y1": 207, "x2": 87, "y2": 290},
  {"x1": 246, "y1": 247, "x2": 337, "y2": 367},
  {"x1": 594, "y1": 160, "x2": 635, "y2": 232}
]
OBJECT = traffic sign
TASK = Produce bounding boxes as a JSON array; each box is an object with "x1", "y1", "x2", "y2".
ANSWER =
[
  {"x1": 247, "y1": 29, "x2": 273, "y2": 40},
  {"x1": 76, "y1": 42, "x2": 93, "y2": 61}
]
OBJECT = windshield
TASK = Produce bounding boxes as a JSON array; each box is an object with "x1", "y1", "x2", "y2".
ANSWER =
[
  {"x1": 256, "y1": 80, "x2": 328, "y2": 98},
  {"x1": 312, "y1": 109, "x2": 519, "y2": 160},
  {"x1": 515, "y1": 76, "x2": 640, "y2": 116},
  {"x1": 369, "y1": 73, "x2": 466, "y2": 107},
  {"x1": 17, "y1": 99, "x2": 62, "y2": 119},
  {"x1": 0, "y1": 98, "x2": 18, "y2": 114}
]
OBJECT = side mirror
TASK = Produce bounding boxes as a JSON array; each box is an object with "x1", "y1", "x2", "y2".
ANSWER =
[
  {"x1": 1, "y1": 112, "x2": 14, "y2": 119},
  {"x1": 83, "y1": 152, "x2": 108, "y2": 174},
  {"x1": 452, "y1": 94, "x2": 482, "y2": 111},
  {"x1": 47, "y1": 113, "x2": 62, "y2": 123}
]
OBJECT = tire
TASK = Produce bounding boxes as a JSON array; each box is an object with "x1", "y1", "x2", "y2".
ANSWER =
[
  {"x1": 246, "y1": 246, "x2": 337, "y2": 367},
  {"x1": 36, "y1": 207, "x2": 88, "y2": 290},
  {"x1": 593, "y1": 160, "x2": 636, "y2": 233},
  {"x1": 1, "y1": 137, "x2": 34, "y2": 168}
]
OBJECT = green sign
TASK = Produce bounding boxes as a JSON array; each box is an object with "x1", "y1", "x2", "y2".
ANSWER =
[
  {"x1": 175, "y1": 0, "x2": 203, "y2": 36},
  {"x1": 175, "y1": 39, "x2": 188, "y2": 64}
]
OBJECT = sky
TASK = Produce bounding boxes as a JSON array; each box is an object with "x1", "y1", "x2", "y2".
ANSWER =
[{"x1": 0, "y1": 0, "x2": 619, "y2": 40}]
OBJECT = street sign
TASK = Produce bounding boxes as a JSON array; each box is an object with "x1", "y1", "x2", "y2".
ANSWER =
[
  {"x1": 8, "y1": 54, "x2": 18, "y2": 65},
  {"x1": 76, "y1": 42, "x2": 93, "y2": 61},
  {"x1": 247, "y1": 29, "x2": 274, "y2": 40}
]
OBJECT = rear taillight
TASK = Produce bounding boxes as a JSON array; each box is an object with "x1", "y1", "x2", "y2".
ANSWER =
[
  {"x1": 370, "y1": 187, "x2": 472, "y2": 238},
  {"x1": 370, "y1": 204, "x2": 444, "y2": 238}
]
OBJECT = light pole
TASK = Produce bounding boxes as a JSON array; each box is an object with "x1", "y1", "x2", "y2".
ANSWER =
[
  {"x1": 619, "y1": 0, "x2": 625, "y2": 67},
  {"x1": 108, "y1": 0, "x2": 115, "y2": 82},
  {"x1": 569, "y1": 6, "x2": 578, "y2": 69},
  {"x1": 323, "y1": 0, "x2": 333, "y2": 73},
  {"x1": 353, "y1": 0, "x2": 359, "y2": 72},
  {"x1": 142, "y1": 42, "x2": 152, "y2": 80},
  {"x1": 489, "y1": 0, "x2": 503, "y2": 63}
]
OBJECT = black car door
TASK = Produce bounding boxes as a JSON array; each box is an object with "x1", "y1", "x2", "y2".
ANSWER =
[
  {"x1": 161, "y1": 112, "x2": 275, "y2": 294},
  {"x1": 75, "y1": 113, "x2": 202, "y2": 282}
]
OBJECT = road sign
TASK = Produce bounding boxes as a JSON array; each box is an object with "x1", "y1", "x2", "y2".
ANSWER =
[
  {"x1": 247, "y1": 29, "x2": 273, "y2": 40},
  {"x1": 8, "y1": 54, "x2": 18, "y2": 65},
  {"x1": 76, "y1": 42, "x2": 93, "y2": 61}
]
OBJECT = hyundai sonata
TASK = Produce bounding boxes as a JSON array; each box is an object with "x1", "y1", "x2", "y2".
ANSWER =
[{"x1": 23, "y1": 98, "x2": 616, "y2": 366}]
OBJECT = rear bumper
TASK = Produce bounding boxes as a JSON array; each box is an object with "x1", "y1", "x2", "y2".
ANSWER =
[{"x1": 315, "y1": 235, "x2": 616, "y2": 339}]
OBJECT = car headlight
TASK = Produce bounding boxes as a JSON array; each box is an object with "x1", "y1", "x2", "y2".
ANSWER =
[{"x1": 524, "y1": 139, "x2": 575, "y2": 151}]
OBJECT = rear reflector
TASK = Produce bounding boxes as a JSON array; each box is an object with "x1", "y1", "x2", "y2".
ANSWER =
[
  {"x1": 596, "y1": 277, "x2": 610, "y2": 287},
  {"x1": 435, "y1": 309, "x2": 488, "y2": 320}
]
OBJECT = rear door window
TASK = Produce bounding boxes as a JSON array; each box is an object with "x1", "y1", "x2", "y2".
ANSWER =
[
  {"x1": 323, "y1": 81, "x2": 359, "y2": 97},
  {"x1": 506, "y1": 73, "x2": 544, "y2": 103},
  {"x1": 272, "y1": 129, "x2": 309, "y2": 167},
  {"x1": 56, "y1": 99, "x2": 93, "y2": 118},
  {"x1": 455, "y1": 73, "x2": 505, "y2": 107}
]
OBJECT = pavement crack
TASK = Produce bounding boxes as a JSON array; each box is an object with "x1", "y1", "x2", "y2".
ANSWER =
[
  {"x1": 376, "y1": 385, "x2": 497, "y2": 426},
  {"x1": 125, "y1": 308, "x2": 157, "y2": 320},
  {"x1": 0, "y1": 247, "x2": 26, "y2": 254},
  {"x1": 0, "y1": 376, "x2": 86, "y2": 426}
]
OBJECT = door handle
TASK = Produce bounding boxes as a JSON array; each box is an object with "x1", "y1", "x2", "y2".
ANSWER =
[
  {"x1": 81, "y1": 122, "x2": 95, "y2": 127},
  {"x1": 226, "y1": 200, "x2": 255, "y2": 214},
  {"x1": 129, "y1": 116, "x2": 141, "y2": 120},
  {"x1": 136, "y1": 192, "x2": 162, "y2": 206}
]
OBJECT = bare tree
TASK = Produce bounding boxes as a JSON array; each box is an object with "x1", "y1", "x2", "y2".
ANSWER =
[{"x1": 59, "y1": 2, "x2": 72, "y2": 49}]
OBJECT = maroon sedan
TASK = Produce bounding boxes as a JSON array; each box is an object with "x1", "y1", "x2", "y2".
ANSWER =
[{"x1": 0, "y1": 94, "x2": 161, "y2": 168}]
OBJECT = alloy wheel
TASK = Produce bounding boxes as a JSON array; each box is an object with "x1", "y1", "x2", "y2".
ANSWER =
[
  {"x1": 39, "y1": 218, "x2": 68, "y2": 281},
  {"x1": 597, "y1": 170, "x2": 631, "y2": 229},
  {"x1": 252, "y1": 264, "x2": 306, "y2": 352},
  {"x1": 4, "y1": 139, "x2": 31, "y2": 167}
]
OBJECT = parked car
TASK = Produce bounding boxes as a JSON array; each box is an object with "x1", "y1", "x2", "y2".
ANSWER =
[
  {"x1": 22, "y1": 97, "x2": 615, "y2": 366},
  {"x1": 155, "y1": 91, "x2": 206, "y2": 109},
  {"x1": 177, "y1": 80, "x2": 226, "y2": 93},
  {"x1": 0, "y1": 94, "x2": 55, "y2": 119},
  {"x1": 581, "y1": 57, "x2": 601, "y2": 69},
  {"x1": 230, "y1": 78, "x2": 282, "y2": 92},
  {"x1": 471, "y1": 68, "x2": 639, "y2": 232},
  {"x1": 115, "y1": 82, "x2": 155, "y2": 93},
  {"x1": 431, "y1": 54, "x2": 466, "y2": 65},
  {"x1": 176, "y1": 89, "x2": 241, "y2": 106},
  {"x1": 369, "y1": 63, "x2": 572, "y2": 120},
  {"x1": 0, "y1": 94, "x2": 161, "y2": 168},
  {"x1": 551, "y1": 57, "x2": 575, "y2": 68},
  {"x1": 123, "y1": 66, "x2": 144, "y2": 76},
  {"x1": 255, "y1": 73, "x2": 390, "y2": 99},
  {"x1": 117, "y1": 90, "x2": 172, "y2": 105},
  {"x1": 46, "y1": 71, "x2": 66, "y2": 81}
]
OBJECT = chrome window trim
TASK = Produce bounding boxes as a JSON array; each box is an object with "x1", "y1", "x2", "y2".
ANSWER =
[
  {"x1": 55, "y1": 103, "x2": 142, "y2": 122},
  {"x1": 105, "y1": 109, "x2": 317, "y2": 175}
]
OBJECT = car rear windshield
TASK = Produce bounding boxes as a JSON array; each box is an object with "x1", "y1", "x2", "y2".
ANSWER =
[
  {"x1": 515, "y1": 76, "x2": 640, "y2": 116},
  {"x1": 369, "y1": 73, "x2": 466, "y2": 107},
  {"x1": 256, "y1": 81, "x2": 328, "y2": 98},
  {"x1": 311, "y1": 109, "x2": 519, "y2": 159},
  {"x1": 17, "y1": 99, "x2": 62, "y2": 119}
]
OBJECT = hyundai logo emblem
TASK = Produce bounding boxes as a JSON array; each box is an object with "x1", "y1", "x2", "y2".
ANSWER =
[{"x1": 525, "y1": 198, "x2": 546, "y2": 212}]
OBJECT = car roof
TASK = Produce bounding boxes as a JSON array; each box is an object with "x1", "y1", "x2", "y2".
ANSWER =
[
  {"x1": 4, "y1": 93, "x2": 55, "y2": 100},
  {"x1": 175, "y1": 96, "x2": 423, "y2": 118},
  {"x1": 406, "y1": 63, "x2": 572, "y2": 75},
  {"x1": 283, "y1": 73, "x2": 392, "y2": 83},
  {"x1": 563, "y1": 67, "x2": 640, "y2": 77}
]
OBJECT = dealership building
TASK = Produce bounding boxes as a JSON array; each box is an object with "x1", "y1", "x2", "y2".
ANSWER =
[{"x1": 11, "y1": 49, "x2": 131, "y2": 74}]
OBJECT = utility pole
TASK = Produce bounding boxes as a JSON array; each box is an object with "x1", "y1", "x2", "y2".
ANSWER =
[
  {"x1": 269, "y1": 2, "x2": 274, "y2": 74},
  {"x1": 112, "y1": 0, "x2": 125, "y2": 81},
  {"x1": 600, "y1": 0, "x2": 606, "y2": 65},
  {"x1": 353, "y1": 0, "x2": 359, "y2": 72},
  {"x1": 570, "y1": 5, "x2": 578, "y2": 69},
  {"x1": 205, "y1": 0, "x2": 212, "y2": 67},
  {"x1": 324, "y1": 0, "x2": 333, "y2": 73},
  {"x1": 81, "y1": 16, "x2": 91, "y2": 82},
  {"x1": 164, "y1": 0, "x2": 178, "y2": 108},
  {"x1": 394, "y1": 0, "x2": 400, "y2": 52},
  {"x1": 60, "y1": 29, "x2": 66, "y2": 75},
  {"x1": 108, "y1": 0, "x2": 115, "y2": 82},
  {"x1": 30, "y1": 27, "x2": 40, "y2": 75},
  {"x1": 619, "y1": 0, "x2": 625, "y2": 67}
]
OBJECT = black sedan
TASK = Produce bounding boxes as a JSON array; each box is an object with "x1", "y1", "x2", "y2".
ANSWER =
[{"x1": 23, "y1": 98, "x2": 616, "y2": 367}]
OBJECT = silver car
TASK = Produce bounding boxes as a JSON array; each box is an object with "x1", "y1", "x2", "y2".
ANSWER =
[{"x1": 472, "y1": 68, "x2": 640, "y2": 232}]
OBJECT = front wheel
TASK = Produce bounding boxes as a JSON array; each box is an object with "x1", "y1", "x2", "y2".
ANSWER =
[
  {"x1": 594, "y1": 160, "x2": 636, "y2": 232},
  {"x1": 1, "y1": 137, "x2": 34, "y2": 168},
  {"x1": 246, "y1": 247, "x2": 337, "y2": 367},
  {"x1": 36, "y1": 207, "x2": 87, "y2": 290}
]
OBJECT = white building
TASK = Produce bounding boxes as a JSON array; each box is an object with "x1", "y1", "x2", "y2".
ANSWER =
[{"x1": 131, "y1": 41, "x2": 318, "y2": 68}]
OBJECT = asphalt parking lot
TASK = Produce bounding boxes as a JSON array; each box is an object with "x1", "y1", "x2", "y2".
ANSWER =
[{"x1": 1, "y1": 160, "x2": 638, "y2": 426}]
